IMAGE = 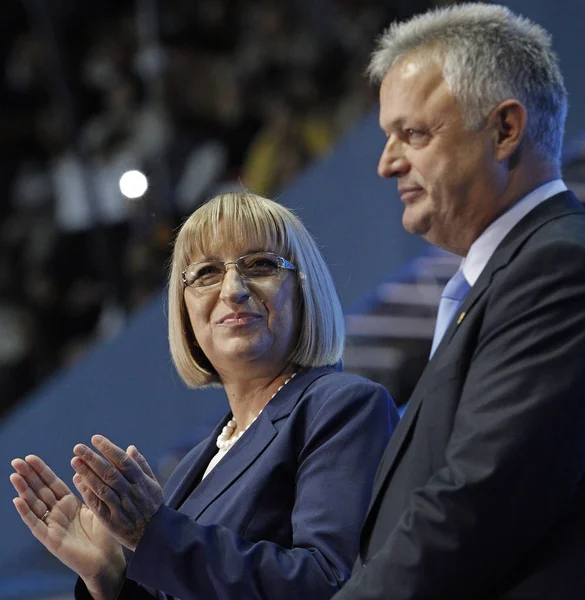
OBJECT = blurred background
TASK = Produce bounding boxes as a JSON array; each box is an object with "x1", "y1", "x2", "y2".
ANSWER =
[
  {"x1": 0, "y1": 0, "x2": 418, "y2": 416},
  {"x1": 0, "y1": 0, "x2": 584, "y2": 598}
]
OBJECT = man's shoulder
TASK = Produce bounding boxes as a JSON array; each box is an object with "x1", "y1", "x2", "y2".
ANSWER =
[
  {"x1": 519, "y1": 207, "x2": 585, "y2": 253},
  {"x1": 488, "y1": 204, "x2": 585, "y2": 301},
  {"x1": 499, "y1": 192, "x2": 585, "y2": 266}
]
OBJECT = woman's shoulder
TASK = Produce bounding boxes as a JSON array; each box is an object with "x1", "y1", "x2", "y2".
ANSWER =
[
  {"x1": 305, "y1": 368, "x2": 389, "y2": 395},
  {"x1": 291, "y1": 368, "x2": 396, "y2": 449},
  {"x1": 298, "y1": 367, "x2": 393, "y2": 416}
]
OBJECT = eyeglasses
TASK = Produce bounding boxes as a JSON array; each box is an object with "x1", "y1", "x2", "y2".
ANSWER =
[{"x1": 182, "y1": 252, "x2": 296, "y2": 288}]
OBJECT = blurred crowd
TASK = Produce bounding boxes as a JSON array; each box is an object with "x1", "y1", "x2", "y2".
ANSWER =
[{"x1": 0, "y1": 0, "x2": 438, "y2": 416}]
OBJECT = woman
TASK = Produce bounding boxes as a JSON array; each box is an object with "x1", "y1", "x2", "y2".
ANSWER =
[{"x1": 10, "y1": 192, "x2": 398, "y2": 600}]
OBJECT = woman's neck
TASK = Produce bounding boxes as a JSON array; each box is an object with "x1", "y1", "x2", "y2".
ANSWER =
[{"x1": 220, "y1": 365, "x2": 298, "y2": 432}]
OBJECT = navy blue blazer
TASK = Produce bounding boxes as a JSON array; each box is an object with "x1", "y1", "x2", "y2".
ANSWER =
[{"x1": 77, "y1": 366, "x2": 397, "y2": 600}]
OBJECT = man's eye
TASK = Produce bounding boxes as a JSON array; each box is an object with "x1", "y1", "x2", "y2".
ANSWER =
[{"x1": 405, "y1": 129, "x2": 429, "y2": 145}]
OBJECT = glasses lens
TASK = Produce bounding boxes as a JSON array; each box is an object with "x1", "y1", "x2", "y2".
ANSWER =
[
  {"x1": 238, "y1": 253, "x2": 280, "y2": 278},
  {"x1": 185, "y1": 262, "x2": 225, "y2": 287}
]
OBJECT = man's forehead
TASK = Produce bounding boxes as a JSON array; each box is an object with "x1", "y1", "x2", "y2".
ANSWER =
[
  {"x1": 379, "y1": 56, "x2": 450, "y2": 128},
  {"x1": 392, "y1": 55, "x2": 432, "y2": 80},
  {"x1": 383, "y1": 54, "x2": 445, "y2": 97}
]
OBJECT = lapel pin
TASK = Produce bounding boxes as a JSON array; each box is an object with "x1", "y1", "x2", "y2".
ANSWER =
[{"x1": 457, "y1": 312, "x2": 466, "y2": 325}]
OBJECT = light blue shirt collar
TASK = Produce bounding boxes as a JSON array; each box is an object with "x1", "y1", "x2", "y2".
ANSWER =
[{"x1": 461, "y1": 179, "x2": 567, "y2": 286}]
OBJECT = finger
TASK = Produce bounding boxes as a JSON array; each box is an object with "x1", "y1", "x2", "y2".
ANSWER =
[
  {"x1": 92, "y1": 435, "x2": 143, "y2": 484},
  {"x1": 127, "y1": 446, "x2": 156, "y2": 481},
  {"x1": 11, "y1": 458, "x2": 56, "y2": 507},
  {"x1": 72, "y1": 444, "x2": 130, "y2": 495},
  {"x1": 12, "y1": 497, "x2": 48, "y2": 542},
  {"x1": 72, "y1": 474, "x2": 109, "y2": 521},
  {"x1": 71, "y1": 458, "x2": 122, "y2": 511},
  {"x1": 9, "y1": 473, "x2": 49, "y2": 518},
  {"x1": 24, "y1": 455, "x2": 71, "y2": 500}
]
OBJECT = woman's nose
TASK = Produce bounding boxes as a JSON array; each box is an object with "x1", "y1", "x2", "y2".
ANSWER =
[{"x1": 219, "y1": 264, "x2": 251, "y2": 304}]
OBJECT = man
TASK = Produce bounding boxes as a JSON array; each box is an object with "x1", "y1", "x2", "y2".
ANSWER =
[{"x1": 334, "y1": 4, "x2": 585, "y2": 599}]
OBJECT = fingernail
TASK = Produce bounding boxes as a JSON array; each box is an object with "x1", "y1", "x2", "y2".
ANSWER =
[
  {"x1": 75, "y1": 445, "x2": 87, "y2": 456},
  {"x1": 92, "y1": 435, "x2": 104, "y2": 444}
]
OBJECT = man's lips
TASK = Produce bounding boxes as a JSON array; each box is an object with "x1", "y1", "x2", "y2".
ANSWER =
[
  {"x1": 399, "y1": 187, "x2": 424, "y2": 203},
  {"x1": 217, "y1": 312, "x2": 263, "y2": 326}
]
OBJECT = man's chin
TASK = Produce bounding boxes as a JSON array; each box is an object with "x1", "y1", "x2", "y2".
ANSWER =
[{"x1": 402, "y1": 212, "x2": 431, "y2": 237}]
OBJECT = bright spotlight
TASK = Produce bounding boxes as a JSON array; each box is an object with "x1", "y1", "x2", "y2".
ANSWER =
[{"x1": 119, "y1": 170, "x2": 148, "y2": 199}]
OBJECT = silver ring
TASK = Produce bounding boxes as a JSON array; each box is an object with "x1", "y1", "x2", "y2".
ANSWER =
[{"x1": 40, "y1": 509, "x2": 50, "y2": 523}]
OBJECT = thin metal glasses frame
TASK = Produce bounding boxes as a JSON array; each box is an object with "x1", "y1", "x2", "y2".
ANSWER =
[{"x1": 182, "y1": 252, "x2": 296, "y2": 288}]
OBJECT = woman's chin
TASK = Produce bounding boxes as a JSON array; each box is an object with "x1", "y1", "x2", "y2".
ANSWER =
[{"x1": 217, "y1": 339, "x2": 273, "y2": 366}]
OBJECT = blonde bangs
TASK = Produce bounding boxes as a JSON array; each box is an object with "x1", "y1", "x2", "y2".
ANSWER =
[{"x1": 175, "y1": 193, "x2": 294, "y2": 268}]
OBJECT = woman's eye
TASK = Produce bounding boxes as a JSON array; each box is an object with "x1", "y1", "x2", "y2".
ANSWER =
[
  {"x1": 250, "y1": 259, "x2": 274, "y2": 268},
  {"x1": 195, "y1": 265, "x2": 222, "y2": 279},
  {"x1": 246, "y1": 260, "x2": 277, "y2": 274}
]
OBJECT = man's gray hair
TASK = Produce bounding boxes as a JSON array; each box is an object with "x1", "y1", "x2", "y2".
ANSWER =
[{"x1": 368, "y1": 3, "x2": 567, "y2": 165}]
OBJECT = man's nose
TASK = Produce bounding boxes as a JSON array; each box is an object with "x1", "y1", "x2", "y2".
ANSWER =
[
  {"x1": 219, "y1": 264, "x2": 251, "y2": 304},
  {"x1": 378, "y1": 137, "x2": 410, "y2": 179}
]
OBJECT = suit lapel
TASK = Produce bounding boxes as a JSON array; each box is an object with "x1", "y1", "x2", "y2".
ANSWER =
[
  {"x1": 367, "y1": 191, "x2": 584, "y2": 512},
  {"x1": 171, "y1": 365, "x2": 338, "y2": 520},
  {"x1": 434, "y1": 191, "x2": 583, "y2": 359},
  {"x1": 165, "y1": 418, "x2": 229, "y2": 509},
  {"x1": 369, "y1": 252, "x2": 502, "y2": 498},
  {"x1": 367, "y1": 360, "x2": 435, "y2": 503},
  {"x1": 179, "y1": 414, "x2": 278, "y2": 520}
]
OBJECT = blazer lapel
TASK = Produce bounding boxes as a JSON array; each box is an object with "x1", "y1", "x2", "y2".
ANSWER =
[
  {"x1": 175, "y1": 365, "x2": 338, "y2": 520},
  {"x1": 369, "y1": 254, "x2": 503, "y2": 498},
  {"x1": 165, "y1": 418, "x2": 229, "y2": 509},
  {"x1": 179, "y1": 415, "x2": 278, "y2": 520},
  {"x1": 368, "y1": 191, "x2": 584, "y2": 509},
  {"x1": 367, "y1": 360, "x2": 437, "y2": 503}
]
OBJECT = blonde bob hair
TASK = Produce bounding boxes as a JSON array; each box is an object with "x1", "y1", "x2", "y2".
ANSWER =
[{"x1": 168, "y1": 192, "x2": 345, "y2": 388}]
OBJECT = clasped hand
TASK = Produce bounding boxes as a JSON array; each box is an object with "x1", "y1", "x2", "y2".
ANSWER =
[{"x1": 71, "y1": 435, "x2": 164, "y2": 551}]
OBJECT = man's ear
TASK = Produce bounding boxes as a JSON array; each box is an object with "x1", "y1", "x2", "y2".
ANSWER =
[{"x1": 488, "y1": 99, "x2": 527, "y2": 162}]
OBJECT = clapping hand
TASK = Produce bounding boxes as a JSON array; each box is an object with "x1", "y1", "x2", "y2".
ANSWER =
[
  {"x1": 71, "y1": 435, "x2": 164, "y2": 551},
  {"x1": 10, "y1": 455, "x2": 125, "y2": 597}
]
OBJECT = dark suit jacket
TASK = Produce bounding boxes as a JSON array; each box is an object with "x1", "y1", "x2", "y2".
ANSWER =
[
  {"x1": 335, "y1": 191, "x2": 585, "y2": 600},
  {"x1": 76, "y1": 366, "x2": 397, "y2": 600}
]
